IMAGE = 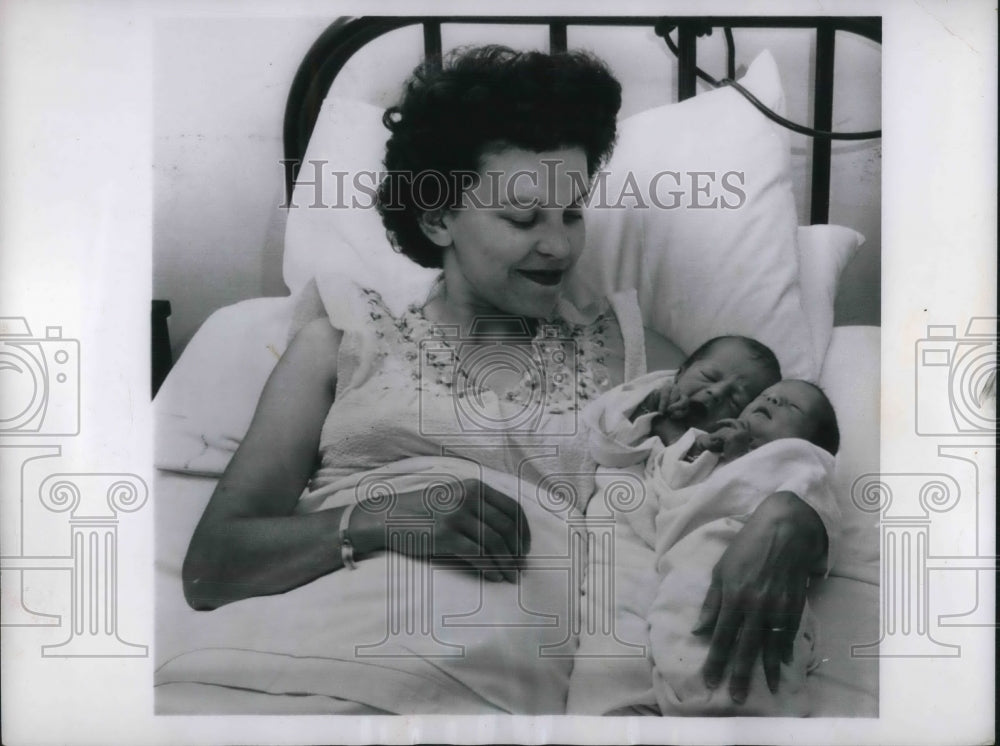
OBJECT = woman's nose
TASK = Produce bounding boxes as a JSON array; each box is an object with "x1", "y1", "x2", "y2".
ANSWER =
[{"x1": 535, "y1": 222, "x2": 574, "y2": 258}]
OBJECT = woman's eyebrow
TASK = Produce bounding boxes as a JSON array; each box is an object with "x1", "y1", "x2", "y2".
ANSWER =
[{"x1": 497, "y1": 193, "x2": 540, "y2": 209}]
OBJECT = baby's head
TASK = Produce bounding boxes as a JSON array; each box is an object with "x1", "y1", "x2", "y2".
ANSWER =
[
  {"x1": 738, "y1": 379, "x2": 840, "y2": 455},
  {"x1": 674, "y1": 336, "x2": 782, "y2": 429}
]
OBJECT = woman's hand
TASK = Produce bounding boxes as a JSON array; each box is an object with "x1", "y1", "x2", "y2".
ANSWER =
[
  {"x1": 692, "y1": 491, "x2": 827, "y2": 703},
  {"x1": 359, "y1": 478, "x2": 530, "y2": 583}
]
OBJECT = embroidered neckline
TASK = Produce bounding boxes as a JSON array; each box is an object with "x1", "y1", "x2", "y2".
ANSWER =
[{"x1": 359, "y1": 284, "x2": 614, "y2": 411}]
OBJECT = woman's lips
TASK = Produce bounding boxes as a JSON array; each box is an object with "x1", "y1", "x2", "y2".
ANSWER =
[{"x1": 517, "y1": 269, "x2": 564, "y2": 286}]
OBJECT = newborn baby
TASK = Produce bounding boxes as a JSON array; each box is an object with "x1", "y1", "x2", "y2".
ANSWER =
[
  {"x1": 680, "y1": 378, "x2": 841, "y2": 463},
  {"x1": 570, "y1": 338, "x2": 841, "y2": 716},
  {"x1": 631, "y1": 334, "x2": 782, "y2": 442}
]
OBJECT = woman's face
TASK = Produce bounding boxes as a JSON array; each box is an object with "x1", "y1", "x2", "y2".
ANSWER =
[{"x1": 432, "y1": 146, "x2": 589, "y2": 320}]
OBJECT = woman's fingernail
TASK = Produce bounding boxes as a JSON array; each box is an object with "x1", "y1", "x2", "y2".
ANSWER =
[
  {"x1": 704, "y1": 673, "x2": 720, "y2": 689},
  {"x1": 732, "y1": 690, "x2": 747, "y2": 704}
]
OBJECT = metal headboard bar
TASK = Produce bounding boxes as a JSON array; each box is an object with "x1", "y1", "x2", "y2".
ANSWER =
[
  {"x1": 423, "y1": 21, "x2": 442, "y2": 68},
  {"x1": 549, "y1": 22, "x2": 568, "y2": 53},
  {"x1": 282, "y1": 16, "x2": 881, "y2": 224},
  {"x1": 811, "y1": 25, "x2": 837, "y2": 225},
  {"x1": 677, "y1": 25, "x2": 698, "y2": 101}
]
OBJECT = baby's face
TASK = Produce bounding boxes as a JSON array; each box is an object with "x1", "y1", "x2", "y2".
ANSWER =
[
  {"x1": 674, "y1": 340, "x2": 778, "y2": 428},
  {"x1": 738, "y1": 380, "x2": 822, "y2": 448}
]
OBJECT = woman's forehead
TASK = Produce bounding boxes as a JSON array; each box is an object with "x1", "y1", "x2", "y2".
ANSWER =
[{"x1": 472, "y1": 146, "x2": 588, "y2": 207}]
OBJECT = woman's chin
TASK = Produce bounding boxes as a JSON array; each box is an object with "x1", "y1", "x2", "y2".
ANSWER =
[
  {"x1": 510, "y1": 284, "x2": 563, "y2": 319},
  {"x1": 517, "y1": 296, "x2": 561, "y2": 322}
]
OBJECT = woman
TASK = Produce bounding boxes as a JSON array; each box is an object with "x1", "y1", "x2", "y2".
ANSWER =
[{"x1": 178, "y1": 46, "x2": 828, "y2": 711}]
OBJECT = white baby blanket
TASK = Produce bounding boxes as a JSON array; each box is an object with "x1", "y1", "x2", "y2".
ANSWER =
[{"x1": 568, "y1": 374, "x2": 841, "y2": 716}]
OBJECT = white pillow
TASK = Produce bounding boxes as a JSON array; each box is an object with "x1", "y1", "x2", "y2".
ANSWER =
[
  {"x1": 563, "y1": 50, "x2": 818, "y2": 380},
  {"x1": 283, "y1": 51, "x2": 819, "y2": 377},
  {"x1": 796, "y1": 224, "x2": 865, "y2": 364},
  {"x1": 282, "y1": 98, "x2": 439, "y2": 315}
]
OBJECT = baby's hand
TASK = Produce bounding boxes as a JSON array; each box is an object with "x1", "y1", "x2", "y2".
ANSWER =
[
  {"x1": 683, "y1": 430, "x2": 715, "y2": 461},
  {"x1": 707, "y1": 418, "x2": 752, "y2": 461},
  {"x1": 664, "y1": 386, "x2": 692, "y2": 421},
  {"x1": 630, "y1": 382, "x2": 682, "y2": 421}
]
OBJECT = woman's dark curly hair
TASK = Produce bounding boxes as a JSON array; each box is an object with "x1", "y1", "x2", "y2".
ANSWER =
[{"x1": 376, "y1": 45, "x2": 622, "y2": 268}]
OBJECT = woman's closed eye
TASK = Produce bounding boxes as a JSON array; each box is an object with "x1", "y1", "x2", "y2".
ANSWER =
[{"x1": 504, "y1": 212, "x2": 537, "y2": 228}]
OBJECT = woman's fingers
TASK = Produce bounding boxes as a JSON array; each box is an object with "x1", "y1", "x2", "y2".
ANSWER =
[
  {"x1": 702, "y1": 599, "x2": 741, "y2": 690},
  {"x1": 762, "y1": 629, "x2": 783, "y2": 694},
  {"x1": 444, "y1": 513, "x2": 509, "y2": 581},
  {"x1": 478, "y1": 482, "x2": 531, "y2": 555},
  {"x1": 728, "y1": 610, "x2": 766, "y2": 703},
  {"x1": 780, "y1": 578, "x2": 809, "y2": 663},
  {"x1": 462, "y1": 509, "x2": 520, "y2": 582},
  {"x1": 479, "y1": 500, "x2": 521, "y2": 559},
  {"x1": 440, "y1": 533, "x2": 506, "y2": 581},
  {"x1": 692, "y1": 579, "x2": 723, "y2": 635}
]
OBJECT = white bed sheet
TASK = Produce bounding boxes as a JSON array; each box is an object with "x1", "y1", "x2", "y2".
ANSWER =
[{"x1": 153, "y1": 321, "x2": 879, "y2": 716}]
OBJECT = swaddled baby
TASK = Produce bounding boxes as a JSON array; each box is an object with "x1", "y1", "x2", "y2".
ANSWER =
[{"x1": 570, "y1": 336, "x2": 841, "y2": 716}]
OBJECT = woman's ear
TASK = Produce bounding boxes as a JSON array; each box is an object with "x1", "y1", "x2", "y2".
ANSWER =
[{"x1": 417, "y1": 209, "x2": 453, "y2": 248}]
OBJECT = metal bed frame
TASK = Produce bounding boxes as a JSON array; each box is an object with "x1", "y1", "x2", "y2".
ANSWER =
[{"x1": 282, "y1": 16, "x2": 881, "y2": 226}]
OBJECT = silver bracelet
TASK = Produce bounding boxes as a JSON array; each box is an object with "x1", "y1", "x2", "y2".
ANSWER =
[{"x1": 340, "y1": 502, "x2": 358, "y2": 570}]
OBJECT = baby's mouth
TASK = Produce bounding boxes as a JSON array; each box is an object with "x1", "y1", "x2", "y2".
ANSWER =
[
  {"x1": 686, "y1": 399, "x2": 709, "y2": 419},
  {"x1": 751, "y1": 405, "x2": 772, "y2": 419}
]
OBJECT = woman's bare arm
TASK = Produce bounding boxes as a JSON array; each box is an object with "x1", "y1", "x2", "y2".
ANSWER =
[
  {"x1": 182, "y1": 317, "x2": 530, "y2": 610},
  {"x1": 182, "y1": 318, "x2": 382, "y2": 609}
]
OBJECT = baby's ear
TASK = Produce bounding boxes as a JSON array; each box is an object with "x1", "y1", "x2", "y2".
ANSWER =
[{"x1": 417, "y1": 209, "x2": 454, "y2": 248}]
